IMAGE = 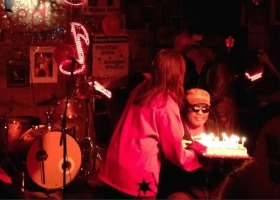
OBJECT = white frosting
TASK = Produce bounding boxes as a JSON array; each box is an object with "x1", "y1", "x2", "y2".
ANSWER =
[{"x1": 192, "y1": 140, "x2": 249, "y2": 158}]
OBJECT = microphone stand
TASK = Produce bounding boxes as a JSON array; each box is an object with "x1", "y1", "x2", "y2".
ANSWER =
[{"x1": 60, "y1": 57, "x2": 75, "y2": 199}]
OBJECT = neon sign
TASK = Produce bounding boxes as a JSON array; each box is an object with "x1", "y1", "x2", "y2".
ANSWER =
[
  {"x1": 63, "y1": 0, "x2": 85, "y2": 7},
  {"x1": 59, "y1": 22, "x2": 89, "y2": 75},
  {"x1": 245, "y1": 72, "x2": 263, "y2": 82}
]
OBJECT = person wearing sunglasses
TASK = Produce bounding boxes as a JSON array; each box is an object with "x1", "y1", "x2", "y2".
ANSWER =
[
  {"x1": 158, "y1": 88, "x2": 227, "y2": 199},
  {"x1": 181, "y1": 88, "x2": 216, "y2": 142}
]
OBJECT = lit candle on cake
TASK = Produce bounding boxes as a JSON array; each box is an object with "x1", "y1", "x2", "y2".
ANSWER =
[
  {"x1": 241, "y1": 137, "x2": 246, "y2": 147},
  {"x1": 200, "y1": 133, "x2": 206, "y2": 139},
  {"x1": 236, "y1": 136, "x2": 241, "y2": 148},
  {"x1": 222, "y1": 132, "x2": 228, "y2": 141}
]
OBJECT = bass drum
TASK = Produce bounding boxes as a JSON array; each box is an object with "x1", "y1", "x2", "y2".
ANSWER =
[{"x1": 26, "y1": 131, "x2": 81, "y2": 190}]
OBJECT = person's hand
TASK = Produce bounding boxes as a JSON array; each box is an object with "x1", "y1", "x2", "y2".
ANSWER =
[
  {"x1": 182, "y1": 139, "x2": 192, "y2": 149},
  {"x1": 258, "y1": 50, "x2": 280, "y2": 80}
]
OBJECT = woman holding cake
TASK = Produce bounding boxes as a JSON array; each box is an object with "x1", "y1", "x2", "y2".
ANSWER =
[
  {"x1": 96, "y1": 49, "x2": 202, "y2": 199},
  {"x1": 158, "y1": 88, "x2": 230, "y2": 199}
]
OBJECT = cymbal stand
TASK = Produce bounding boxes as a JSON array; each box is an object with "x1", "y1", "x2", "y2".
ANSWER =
[
  {"x1": 1, "y1": 113, "x2": 10, "y2": 169},
  {"x1": 77, "y1": 97, "x2": 94, "y2": 181},
  {"x1": 60, "y1": 95, "x2": 69, "y2": 199},
  {"x1": 78, "y1": 93, "x2": 105, "y2": 182},
  {"x1": 45, "y1": 106, "x2": 53, "y2": 132},
  {"x1": 60, "y1": 58, "x2": 76, "y2": 198},
  {"x1": 87, "y1": 96, "x2": 104, "y2": 177},
  {"x1": 87, "y1": 82, "x2": 112, "y2": 177}
]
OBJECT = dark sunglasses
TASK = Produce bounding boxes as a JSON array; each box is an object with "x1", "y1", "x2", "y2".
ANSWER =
[{"x1": 190, "y1": 106, "x2": 210, "y2": 113}]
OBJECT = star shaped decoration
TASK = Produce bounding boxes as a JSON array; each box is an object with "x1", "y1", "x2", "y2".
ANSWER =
[{"x1": 137, "y1": 179, "x2": 153, "y2": 195}]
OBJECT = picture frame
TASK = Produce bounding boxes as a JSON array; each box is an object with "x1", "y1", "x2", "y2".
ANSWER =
[
  {"x1": 30, "y1": 46, "x2": 57, "y2": 83},
  {"x1": 7, "y1": 59, "x2": 30, "y2": 88},
  {"x1": 271, "y1": 0, "x2": 280, "y2": 25}
]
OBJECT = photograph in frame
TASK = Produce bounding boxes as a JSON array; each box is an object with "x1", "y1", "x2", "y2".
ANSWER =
[
  {"x1": 30, "y1": 46, "x2": 57, "y2": 83},
  {"x1": 7, "y1": 59, "x2": 30, "y2": 88}
]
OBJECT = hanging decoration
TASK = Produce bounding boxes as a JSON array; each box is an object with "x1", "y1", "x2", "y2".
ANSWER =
[
  {"x1": 70, "y1": 22, "x2": 89, "y2": 67},
  {"x1": 63, "y1": 0, "x2": 85, "y2": 7},
  {"x1": 0, "y1": 0, "x2": 68, "y2": 32},
  {"x1": 225, "y1": 35, "x2": 235, "y2": 53},
  {"x1": 225, "y1": 35, "x2": 234, "y2": 48},
  {"x1": 54, "y1": 43, "x2": 75, "y2": 64},
  {"x1": 57, "y1": 22, "x2": 89, "y2": 76},
  {"x1": 251, "y1": 0, "x2": 262, "y2": 6},
  {"x1": 101, "y1": 14, "x2": 123, "y2": 36}
]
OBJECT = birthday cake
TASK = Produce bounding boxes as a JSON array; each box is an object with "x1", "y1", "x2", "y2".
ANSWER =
[{"x1": 189, "y1": 133, "x2": 250, "y2": 159}]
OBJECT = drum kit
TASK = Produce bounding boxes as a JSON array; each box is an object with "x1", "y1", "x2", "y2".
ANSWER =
[{"x1": 0, "y1": 76, "x2": 109, "y2": 191}]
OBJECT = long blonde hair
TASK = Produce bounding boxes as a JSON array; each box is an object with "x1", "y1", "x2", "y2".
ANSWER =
[{"x1": 134, "y1": 49, "x2": 186, "y2": 109}]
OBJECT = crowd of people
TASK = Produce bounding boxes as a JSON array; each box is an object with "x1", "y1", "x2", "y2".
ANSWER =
[
  {"x1": 1, "y1": 27, "x2": 280, "y2": 199},
  {"x1": 93, "y1": 28, "x2": 280, "y2": 199}
]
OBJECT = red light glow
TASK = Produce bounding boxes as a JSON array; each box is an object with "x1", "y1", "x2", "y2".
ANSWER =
[{"x1": 59, "y1": 22, "x2": 89, "y2": 75}]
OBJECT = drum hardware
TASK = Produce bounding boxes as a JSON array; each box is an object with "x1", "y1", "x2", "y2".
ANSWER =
[
  {"x1": 74, "y1": 98, "x2": 95, "y2": 181},
  {"x1": 19, "y1": 124, "x2": 48, "y2": 143},
  {"x1": 71, "y1": 76, "x2": 111, "y2": 183},
  {"x1": 0, "y1": 112, "x2": 11, "y2": 168},
  {"x1": 59, "y1": 58, "x2": 77, "y2": 198},
  {"x1": 45, "y1": 107, "x2": 53, "y2": 132}
]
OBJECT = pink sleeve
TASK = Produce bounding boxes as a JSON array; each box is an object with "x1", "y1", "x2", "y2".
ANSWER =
[{"x1": 157, "y1": 98, "x2": 202, "y2": 171}]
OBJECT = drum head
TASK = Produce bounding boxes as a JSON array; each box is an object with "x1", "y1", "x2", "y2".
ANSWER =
[{"x1": 26, "y1": 131, "x2": 82, "y2": 190}]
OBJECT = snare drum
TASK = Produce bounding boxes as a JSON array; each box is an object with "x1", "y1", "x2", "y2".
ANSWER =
[{"x1": 26, "y1": 131, "x2": 82, "y2": 190}]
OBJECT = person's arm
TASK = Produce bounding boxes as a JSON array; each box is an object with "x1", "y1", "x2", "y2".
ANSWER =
[
  {"x1": 156, "y1": 97, "x2": 202, "y2": 172},
  {"x1": 259, "y1": 52, "x2": 280, "y2": 80}
]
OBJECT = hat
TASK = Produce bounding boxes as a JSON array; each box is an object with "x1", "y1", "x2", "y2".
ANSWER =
[{"x1": 186, "y1": 88, "x2": 210, "y2": 106}]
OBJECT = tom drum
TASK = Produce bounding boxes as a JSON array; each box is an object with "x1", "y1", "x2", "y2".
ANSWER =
[
  {"x1": 0, "y1": 116, "x2": 41, "y2": 154},
  {"x1": 51, "y1": 98, "x2": 87, "y2": 129}
]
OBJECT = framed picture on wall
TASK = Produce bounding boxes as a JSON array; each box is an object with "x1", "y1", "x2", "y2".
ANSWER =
[
  {"x1": 30, "y1": 46, "x2": 57, "y2": 83},
  {"x1": 7, "y1": 59, "x2": 30, "y2": 88}
]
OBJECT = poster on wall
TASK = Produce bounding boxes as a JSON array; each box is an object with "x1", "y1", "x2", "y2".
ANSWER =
[
  {"x1": 82, "y1": 0, "x2": 122, "y2": 35},
  {"x1": 92, "y1": 36, "x2": 129, "y2": 89},
  {"x1": 83, "y1": 0, "x2": 120, "y2": 15}
]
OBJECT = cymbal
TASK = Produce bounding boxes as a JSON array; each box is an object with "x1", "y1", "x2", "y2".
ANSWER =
[{"x1": 0, "y1": 100, "x2": 32, "y2": 108}]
